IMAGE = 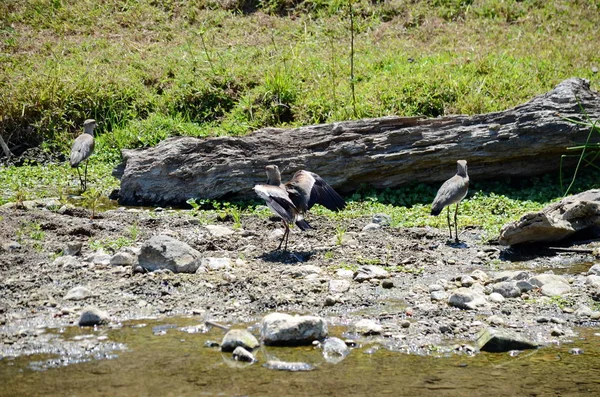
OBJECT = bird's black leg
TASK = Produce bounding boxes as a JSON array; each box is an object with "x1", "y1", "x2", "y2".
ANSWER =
[
  {"x1": 446, "y1": 206, "x2": 452, "y2": 240},
  {"x1": 283, "y1": 222, "x2": 290, "y2": 251},
  {"x1": 83, "y1": 159, "x2": 89, "y2": 192},
  {"x1": 277, "y1": 220, "x2": 288, "y2": 250},
  {"x1": 454, "y1": 203, "x2": 460, "y2": 243},
  {"x1": 76, "y1": 167, "x2": 84, "y2": 192}
]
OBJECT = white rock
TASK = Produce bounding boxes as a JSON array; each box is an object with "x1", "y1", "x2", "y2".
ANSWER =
[
  {"x1": 138, "y1": 234, "x2": 202, "y2": 273},
  {"x1": 361, "y1": 223, "x2": 381, "y2": 232},
  {"x1": 64, "y1": 242, "x2": 82, "y2": 256},
  {"x1": 282, "y1": 265, "x2": 321, "y2": 278},
  {"x1": 585, "y1": 275, "x2": 600, "y2": 288},
  {"x1": 322, "y1": 337, "x2": 350, "y2": 364},
  {"x1": 372, "y1": 213, "x2": 391, "y2": 225},
  {"x1": 90, "y1": 252, "x2": 111, "y2": 266},
  {"x1": 354, "y1": 265, "x2": 389, "y2": 282},
  {"x1": 336, "y1": 269, "x2": 355, "y2": 279},
  {"x1": 430, "y1": 290, "x2": 448, "y2": 301},
  {"x1": 448, "y1": 288, "x2": 489, "y2": 310},
  {"x1": 529, "y1": 274, "x2": 568, "y2": 287},
  {"x1": 541, "y1": 282, "x2": 571, "y2": 297},
  {"x1": 268, "y1": 228, "x2": 285, "y2": 241},
  {"x1": 493, "y1": 271, "x2": 531, "y2": 283},
  {"x1": 353, "y1": 319, "x2": 383, "y2": 335},
  {"x1": 53, "y1": 255, "x2": 83, "y2": 269},
  {"x1": 470, "y1": 269, "x2": 489, "y2": 283},
  {"x1": 261, "y1": 313, "x2": 327, "y2": 345},
  {"x1": 64, "y1": 286, "x2": 91, "y2": 301},
  {"x1": 587, "y1": 264, "x2": 600, "y2": 276},
  {"x1": 329, "y1": 279, "x2": 351, "y2": 294},
  {"x1": 205, "y1": 225, "x2": 235, "y2": 237},
  {"x1": 488, "y1": 292, "x2": 505, "y2": 303},
  {"x1": 575, "y1": 305, "x2": 593, "y2": 317},
  {"x1": 202, "y1": 257, "x2": 232, "y2": 271},
  {"x1": 461, "y1": 275, "x2": 475, "y2": 287},
  {"x1": 487, "y1": 315, "x2": 505, "y2": 325},
  {"x1": 110, "y1": 252, "x2": 136, "y2": 266},
  {"x1": 429, "y1": 284, "x2": 444, "y2": 292}
]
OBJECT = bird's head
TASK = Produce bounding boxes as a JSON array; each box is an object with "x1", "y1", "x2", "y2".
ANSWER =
[
  {"x1": 265, "y1": 165, "x2": 281, "y2": 185},
  {"x1": 457, "y1": 159, "x2": 468, "y2": 176},
  {"x1": 83, "y1": 119, "x2": 97, "y2": 134}
]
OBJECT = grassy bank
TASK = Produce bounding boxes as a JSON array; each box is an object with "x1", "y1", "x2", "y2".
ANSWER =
[{"x1": 1, "y1": 0, "x2": 599, "y2": 239}]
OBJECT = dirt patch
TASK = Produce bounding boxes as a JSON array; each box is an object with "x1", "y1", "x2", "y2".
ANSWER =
[{"x1": 1, "y1": 204, "x2": 599, "y2": 358}]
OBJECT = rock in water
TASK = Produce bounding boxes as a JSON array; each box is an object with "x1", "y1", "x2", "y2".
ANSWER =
[
  {"x1": 499, "y1": 189, "x2": 600, "y2": 246},
  {"x1": 476, "y1": 328, "x2": 539, "y2": 352},
  {"x1": 232, "y1": 346, "x2": 256, "y2": 363},
  {"x1": 261, "y1": 313, "x2": 327, "y2": 345},
  {"x1": 322, "y1": 337, "x2": 350, "y2": 364},
  {"x1": 138, "y1": 234, "x2": 202, "y2": 273},
  {"x1": 221, "y1": 329, "x2": 260, "y2": 352},
  {"x1": 79, "y1": 307, "x2": 110, "y2": 326},
  {"x1": 263, "y1": 360, "x2": 314, "y2": 371}
]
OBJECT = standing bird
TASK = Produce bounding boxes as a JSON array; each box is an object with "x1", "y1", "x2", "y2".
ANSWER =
[
  {"x1": 431, "y1": 160, "x2": 469, "y2": 242},
  {"x1": 70, "y1": 119, "x2": 97, "y2": 192},
  {"x1": 254, "y1": 165, "x2": 346, "y2": 251}
]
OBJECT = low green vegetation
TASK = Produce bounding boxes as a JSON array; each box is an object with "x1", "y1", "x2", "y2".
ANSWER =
[{"x1": 1, "y1": 1, "x2": 599, "y2": 242}]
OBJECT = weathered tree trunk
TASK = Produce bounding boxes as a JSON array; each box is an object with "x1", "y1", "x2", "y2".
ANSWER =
[{"x1": 113, "y1": 78, "x2": 600, "y2": 207}]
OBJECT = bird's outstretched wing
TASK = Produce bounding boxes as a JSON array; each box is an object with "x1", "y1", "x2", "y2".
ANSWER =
[
  {"x1": 290, "y1": 171, "x2": 346, "y2": 212},
  {"x1": 254, "y1": 184, "x2": 297, "y2": 223}
]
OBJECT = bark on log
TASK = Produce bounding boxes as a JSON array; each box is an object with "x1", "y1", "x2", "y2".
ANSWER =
[{"x1": 113, "y1": 78, "x2": 600, "y2": 207}]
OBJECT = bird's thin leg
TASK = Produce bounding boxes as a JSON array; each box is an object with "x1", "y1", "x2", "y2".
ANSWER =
[
  {"x1": 454, "y1": 203, "x2": 460, "y2": 243},
  {"x1": 83, "y1": 159, "x2": 89, "y2": 192},
  {"x1": 446, "y1": 206, "x2": 452, "y2": 240},
  {"x1": 283, "y1": 222, "x2": 290, "y2": 251},
  {"x1": 277, "y1": 221, "x2": 285, "y2": 250},
  {"x1": 76, "y1": 167, "x2": 84, "y2": 191}
]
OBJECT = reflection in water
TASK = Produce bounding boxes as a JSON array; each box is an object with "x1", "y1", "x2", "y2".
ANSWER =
[{"x1": 1, "y1": 317, "x2": 599, "y2": 396}]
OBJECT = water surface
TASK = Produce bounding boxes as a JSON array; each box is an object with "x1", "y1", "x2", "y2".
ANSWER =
[{"x1": 1, "y1": 317, "x2": 599, "y2": 396}]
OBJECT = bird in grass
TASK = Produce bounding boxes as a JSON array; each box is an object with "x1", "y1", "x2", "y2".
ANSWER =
[
  {"x1": 431, "y1": 160, "x2": 469, "y2": 242},
  {"x1": 70, "y1": 119, "x2": 97, "y2": 192},
  {"x1": 254, "y1": 165, "x2": 346, "y2": 250}
]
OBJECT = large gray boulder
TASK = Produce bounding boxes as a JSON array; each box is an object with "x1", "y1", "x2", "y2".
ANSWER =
[
  {"x1": 138, "y1": 234, "x2": 202, "y2": 273},
  {"x1": 499, "y1": 189, "x2": 600, "y2": 246},
  {"x1": 260, "y1": 313, "x2": 327, "y2": 346}
]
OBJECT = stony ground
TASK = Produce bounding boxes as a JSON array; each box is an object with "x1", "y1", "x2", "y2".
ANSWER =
[{"x1": 1, "y1": 200, "x2": 600, "y2": 361}]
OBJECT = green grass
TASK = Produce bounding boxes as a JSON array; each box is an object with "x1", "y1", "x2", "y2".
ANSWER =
[
  {"x1": 1, "y1": 1, "x2": 598, "y2": 152},
  {"x1": 1, "y1": 1, "x2": 600, "y2": 242}
]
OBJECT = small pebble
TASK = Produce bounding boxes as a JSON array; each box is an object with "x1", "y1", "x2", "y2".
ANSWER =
[{"x1": 569, "y1": 348, "x2": 584, "y2": 355}]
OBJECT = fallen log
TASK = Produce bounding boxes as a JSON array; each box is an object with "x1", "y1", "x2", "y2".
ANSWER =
[{"x1": 113, "y1": 78, "x2": 600, "y2": 207}]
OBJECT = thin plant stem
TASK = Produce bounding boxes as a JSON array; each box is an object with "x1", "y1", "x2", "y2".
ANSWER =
[{"x1": 349, "y1": 0, "x2": 357, "y2": 118}]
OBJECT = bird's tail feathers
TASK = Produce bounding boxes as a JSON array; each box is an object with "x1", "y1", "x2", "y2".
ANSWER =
[
  {"x1": 430, "y1": 207, "x2": 442, "y2": 216},
  {"x1": 295, "y1": 218, "x2": 312, "y2": 231}
]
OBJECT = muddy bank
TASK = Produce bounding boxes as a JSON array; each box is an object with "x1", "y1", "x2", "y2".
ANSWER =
[{"x1": 1, "y1": 203, "x2": 599, "y2": 360}]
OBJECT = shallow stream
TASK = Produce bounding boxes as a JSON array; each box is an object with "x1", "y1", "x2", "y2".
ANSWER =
[{"x1": 1, "y1": 317, "x2": 599, "y2": 396}]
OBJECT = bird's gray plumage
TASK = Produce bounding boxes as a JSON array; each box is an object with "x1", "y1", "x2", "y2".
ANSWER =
[
  {"x1": 431, "y1": 160, "x2": 469, "y2": 241},
  {"x1": 70, "y1": 119, "x2": 97, "y2": 192},
  {"x1": 254, "y1": 165, "x2": 346, "y2": 250}
]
